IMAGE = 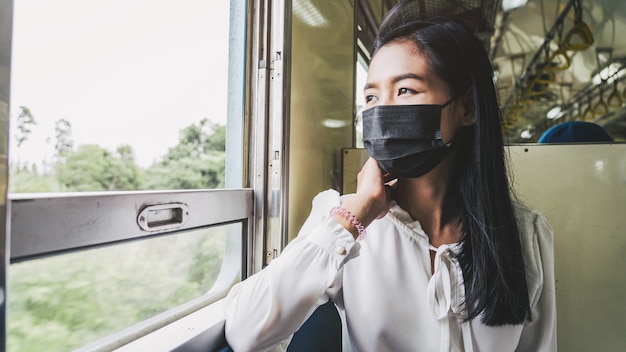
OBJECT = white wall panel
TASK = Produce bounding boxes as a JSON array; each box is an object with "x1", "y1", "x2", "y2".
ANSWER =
[{"x1": 509, "y1": 144, "x2": 626, "y2": 352}]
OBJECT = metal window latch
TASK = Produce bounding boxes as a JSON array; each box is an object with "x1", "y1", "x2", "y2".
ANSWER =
[{"x1": 137, "y1": 203, "x2": 190, "y2": 232}]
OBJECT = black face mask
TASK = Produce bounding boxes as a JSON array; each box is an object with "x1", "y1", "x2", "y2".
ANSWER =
[{"x1": 362, "y1": 98, "x2": 455, "y2": 178}]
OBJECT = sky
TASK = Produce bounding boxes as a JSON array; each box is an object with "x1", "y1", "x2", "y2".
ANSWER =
[{"x1": 10, "y1": 0, "x2": 231, "y2": 168}]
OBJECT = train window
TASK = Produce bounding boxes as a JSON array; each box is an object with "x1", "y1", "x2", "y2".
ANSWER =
[
  {"x1": 9, "y1": 0, "x2": 233, "y2": 192},
  {"x1": 4, "y1": 0, "x2": 250, "y2": 350},
  {"x1": 8, "y1": 188, "x2": 252, "y2": 351},
  {"x1": 8, "y1": 224, "x2": 234, "y2": 351}
]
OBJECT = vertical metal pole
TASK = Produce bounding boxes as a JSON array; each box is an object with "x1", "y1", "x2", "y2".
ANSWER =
[
  {"x1": 226, "y1": 0, "x2": 251, "y2": 279},
  {"x1": 248, "y1": 0, "x2": 291, "y2": 270},
  {"x1": 265, "y1": 0, "x2": 291, "y2": 264},
  {"x1": 0, "y1": 0, "x2": 12, "y2": 350},
  {"x1": 250, "y1": 0, "x2": 271, "y2": 272},
  {"x1": 279, "y1": 0, "x2": 292, "y2": 251}
]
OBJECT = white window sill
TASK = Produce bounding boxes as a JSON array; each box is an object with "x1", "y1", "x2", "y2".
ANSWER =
[{"x1": 115, "y1": 299, "x2": 227, "y2": 351}]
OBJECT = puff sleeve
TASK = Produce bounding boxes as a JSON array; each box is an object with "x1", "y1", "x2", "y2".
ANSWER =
[{"x1": 224, "y1": 190, "x2": 359, "y2": 352}]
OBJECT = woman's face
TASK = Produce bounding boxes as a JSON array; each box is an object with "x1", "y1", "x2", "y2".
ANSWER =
[{"x1": 364, "y1": 40, "x2": 472, "y2": 143}]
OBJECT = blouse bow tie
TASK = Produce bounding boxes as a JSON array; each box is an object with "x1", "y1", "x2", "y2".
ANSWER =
[{"x1": 427, "y1": 245, "x2": 474, "y2": 352}]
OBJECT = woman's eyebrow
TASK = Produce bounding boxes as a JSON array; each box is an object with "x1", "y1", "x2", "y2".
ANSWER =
[
  {"x1": 363, "y1": 82, "x2": 376, "y2": 90},
  {"x1": 364, "y1": 73, "x2": 427, "y2": 91},
  {"x1": 392, "y1": 73, "x2": 427, "y2": 84}
]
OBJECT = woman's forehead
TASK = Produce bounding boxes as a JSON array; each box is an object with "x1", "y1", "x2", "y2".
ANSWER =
[{"x1": 366, "y1": 41, "x2": 439, "y2": 88}]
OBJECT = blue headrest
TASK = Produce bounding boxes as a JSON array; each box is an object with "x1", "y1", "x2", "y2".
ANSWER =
[{"x1": 538, "y1": 121, "x2": 613, "y2": 143}]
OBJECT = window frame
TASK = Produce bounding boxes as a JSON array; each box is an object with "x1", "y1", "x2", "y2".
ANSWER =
[
  {"x1": 1, "y1": 0, "x2": 259, "y2": 350},
  {"x1": 9, "y1": 190, "x2": 253, "y2": 263},
  {"x1": 9, "y1": 189, "x2": 254, "y2": 351},
  {"x1": 1, "y1": 0, "x2": 291, "y2": 349}
]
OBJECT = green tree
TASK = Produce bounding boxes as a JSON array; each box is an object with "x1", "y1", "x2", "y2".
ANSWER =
[
  {"x1": 145, "y1": 120, "x2": 226, "y2": 189},
  {"x1": 54, "y1": 118, "x2": 73, "y2": 158},
  {"x1": 8, "y1": 228, "x2": 226, "y2": 351},
  {"x1": 9, "y1": 107, "x2": 61, "y2": 193},
  {"x1": 15, "y1": 106, "x2": 36, "y2": 148},
  {"x1": 10, "y1": 171, "x2": 62, "y2": 193},
  {"x1": 11, "y1": 106, "x2": 37, "y2": 175},
  {"x1": 202, "y1": 122, "x2": 226, "y2": 152},
  {"x1": 56, "y1": 144, "x2": 144, "y2": 191}
]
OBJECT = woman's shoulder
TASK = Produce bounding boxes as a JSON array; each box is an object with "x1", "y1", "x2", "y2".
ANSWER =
[
  {"x1": 512, "y1": 202, "x2": 554, "y2": 300},
  {"x1": 512, "y1": 202, "x2": 553, "y2": 239}
]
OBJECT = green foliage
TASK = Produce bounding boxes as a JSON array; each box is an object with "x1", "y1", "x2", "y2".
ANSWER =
[
  {"x1": 10, "y1": 119, "x2": 226, "y2": 192},
  {"x1": 167, "y1": 119, "x2": 226, "y2": 158},
  {"x1": 8, "y1": 119, "x2": 230, "y2": 350},
  {"x1": 54, "y1": 118, "x2": 73, "y2": 157},
  {"x1": 145, "y1": 152, "x2": 225, "y2": 189},
  {"x1": 55, "y1": 144, "x2": 145, "y2": 191},
  {"x1": 9, "y1": 170, "x2": 62, "y2": 193},
  {"x1": 15, "y1": 106, "x2": 36, "y2": 148},
  {"x1": 144, "y1": 120, "x2": 226, "y2": 189},
  {"x1": 204, "y1": 123, "x2": 226, "y2": 152},
  {"x1": 8, "y1": 228, "x2": 227, "y2": 351}
]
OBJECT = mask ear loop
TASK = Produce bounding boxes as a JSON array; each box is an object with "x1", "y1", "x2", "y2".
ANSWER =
[
  {"x1": 434, "y1": 129, "x2": 446, "y2": 147},
  {"x1": 441, "y1": 96, "x2": 457, "y2": 109},
  {"x1": 433, "y1": 96, "x2": 459, "y2": 148}
]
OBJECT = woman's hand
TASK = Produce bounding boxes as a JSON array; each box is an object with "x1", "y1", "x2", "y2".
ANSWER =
[{"x1": 332, "y1": 158, "x2": 395, "y2": 239}]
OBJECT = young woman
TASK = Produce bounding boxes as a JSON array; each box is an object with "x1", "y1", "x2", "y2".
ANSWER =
[{"x1": 224, "y1": 3, "x2": 556, "y2": 351}]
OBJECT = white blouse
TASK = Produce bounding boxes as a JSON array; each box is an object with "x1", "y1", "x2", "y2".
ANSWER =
[{"x1": 224, "y1": 190, "x2": 557, "y2": 352}]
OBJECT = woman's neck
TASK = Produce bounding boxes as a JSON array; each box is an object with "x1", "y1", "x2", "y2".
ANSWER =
[{"x1": 393, "y1": 158, "x2": 462, "y2": 246}]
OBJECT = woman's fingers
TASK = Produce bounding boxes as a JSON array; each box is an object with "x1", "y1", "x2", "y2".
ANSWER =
[
  {"x1": 354, "y1": 158, "x2": 393, "y2": 220},
  {"x1": 358, "y1": 159, "x2": 387, "y2": 199},
  {"x1": 382, "y1": 172, "x2": 397, "y2": 184},
  {"x1": 375, "y1": 184, "x2": 393, "y2": 219}
]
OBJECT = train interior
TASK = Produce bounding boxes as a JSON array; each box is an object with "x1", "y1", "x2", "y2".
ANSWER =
[{"x1": 0, "y1": 0, "x2": 625, "y2": 351}]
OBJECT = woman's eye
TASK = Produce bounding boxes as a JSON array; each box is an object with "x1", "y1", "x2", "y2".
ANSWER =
[
  {"x1": 398, "y1": 87, "x2": 413, "y2": 96},
  {"x1": 365, "y1": 95, "x2": 376, "y2": 103}
]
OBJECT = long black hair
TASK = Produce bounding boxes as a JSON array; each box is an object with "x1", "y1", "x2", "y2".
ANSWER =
[{"x1": 374, "y1": 2, "x2": 532, "y2": 326}]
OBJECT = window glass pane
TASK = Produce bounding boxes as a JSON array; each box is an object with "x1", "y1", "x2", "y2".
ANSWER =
[
  {"x1": 7, "y1": 223, "x2": 238, "y2": 351},
  {"x1": 9, "y1": 0, "x2": 234, "y2": 192}
]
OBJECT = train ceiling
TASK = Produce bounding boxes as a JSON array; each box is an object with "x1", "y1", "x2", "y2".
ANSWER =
[{"x1": 371, "y1": 0, "x2": 626, "y2": 142}]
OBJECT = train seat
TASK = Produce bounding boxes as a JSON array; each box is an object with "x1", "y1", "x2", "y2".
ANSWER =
[
  {"x1": 538, "y1": 121, "x2": 613, "y2": 143},
  {"x1": 215, "y1": 300, "x2": 342, "y2": 352}
]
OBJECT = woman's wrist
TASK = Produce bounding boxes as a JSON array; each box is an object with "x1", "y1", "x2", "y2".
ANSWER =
[
  {"x1": 330, "y1": 206, "x2": 366, "y2": 241},
  {"x1": 331, "y1": 195, "x2": 378, "y2": 240}
]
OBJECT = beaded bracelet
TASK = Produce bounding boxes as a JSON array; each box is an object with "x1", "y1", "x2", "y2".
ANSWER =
[{"x1": 330, "y1": 206, "x2": 366, "y2": 241}]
